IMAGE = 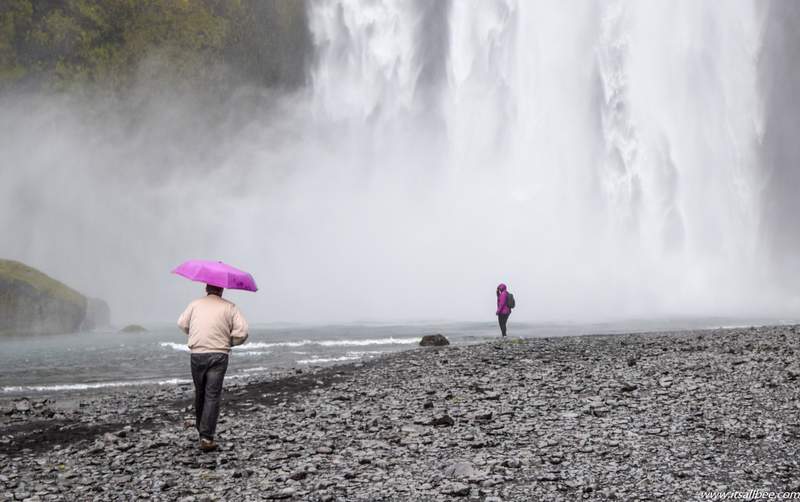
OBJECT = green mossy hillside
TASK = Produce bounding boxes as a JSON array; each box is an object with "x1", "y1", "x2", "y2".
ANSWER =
[
  {"x1": 0, "y1": 259, "x2": 87, "y2": 335},
  {"x1": 0, "y1": 259, "x2": 85, "y2": 306},
  {"x1": 0, "y1": 0, "x2": 309, "y2": 94}
]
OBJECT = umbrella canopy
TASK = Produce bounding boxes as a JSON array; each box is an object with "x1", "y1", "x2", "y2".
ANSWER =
[{"x1": 172, "y1": 260, "x2": 258, "y2": 292}]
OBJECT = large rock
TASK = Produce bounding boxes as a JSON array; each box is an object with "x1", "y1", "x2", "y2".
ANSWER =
[
  {"x1": 81, "y1": 297, "x2": 111, "y2": 330},
  {"x1": 119, "y1": 324, "x2": 147, "y2": 333},
  {"x1": 419, "y1": 334, "x2": 450, "y2": 346},
  {"x1": 0, "y1": 259, "x2": 87, "y2": 335},
  {"x1": 444, "y1": 462, "x2": 479, "y2": 479}
]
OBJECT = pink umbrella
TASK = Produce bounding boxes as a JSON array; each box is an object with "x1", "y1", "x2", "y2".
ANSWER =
[{"x1": 172, "y1": 260, "x2": 258, "y2": 292}]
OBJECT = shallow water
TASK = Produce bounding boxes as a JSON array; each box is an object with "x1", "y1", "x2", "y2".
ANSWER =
[{"x1": 0, "y1": 318, "x2": 794, "y2": 396}]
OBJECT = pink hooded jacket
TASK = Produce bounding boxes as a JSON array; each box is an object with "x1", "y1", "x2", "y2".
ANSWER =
[{"x1": 496, "y1": 283, "x2": 511, "y2": 315}]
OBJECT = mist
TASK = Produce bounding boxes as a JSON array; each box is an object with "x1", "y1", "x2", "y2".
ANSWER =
[{"x1": 1, "y1": 0, "x2": 798, "y2": 325}]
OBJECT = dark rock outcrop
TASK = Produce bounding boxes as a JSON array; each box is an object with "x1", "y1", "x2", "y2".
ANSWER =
[
  {"x1": 0, "y1": 259, "x2": 86, "y2": 335},
  {"x1": 119, "y1": 324, "x2": 147, "y2": 333},
  {"x1": 419, "y1": 334, "x2": 449, "y2": 346}
]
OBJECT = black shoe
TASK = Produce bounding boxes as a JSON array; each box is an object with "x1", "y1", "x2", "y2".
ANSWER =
[{"x1": 199, "y1": 438, "x2": 218, "y2": 452}]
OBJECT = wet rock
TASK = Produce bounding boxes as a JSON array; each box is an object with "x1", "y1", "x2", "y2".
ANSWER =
[
  {"x1": 2, "y1": 323, "x2": 798, "y2": 502},
  {"x1": 86, "y1": 440, "x2": 106, "y2": 453},
  {"x1": 430, "y1": 414, "x2": 455, "y2": 427},
  {"x1": 442, "y1": 482, "x2": 470, "y2": 496},
  {"x1": 160, "y1": 478, "x2": 178, "y2": 491},
  {"x1": 119, "y1": 324, "x2": 147, "y2": 333},
  {"x1": 537, "y1": 472, "x2": 560, "y2": 482},
  {"x1": 444, "y1": 462, "x2": 478, "y2": 479},
  {"x1": 401, "y1": 424, "x2": 426, "y2": 434},
  {"x1": 420, "y1": 334, "x2": 450, "y2": 347},
  {"x1": 289, "y1": 470, "x2": 307, "y2": 481},
  {"x1": 268, "y1": 487, "x2": 296, "y2": 499},
  {"x1": 14, "y1": 400, "x2": 31, "y2": 413}
]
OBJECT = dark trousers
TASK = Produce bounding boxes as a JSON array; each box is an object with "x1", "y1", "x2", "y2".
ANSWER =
[
  {"x1": 190, "y1": 352, "x2": 229, "y2": 440},
  {"x1": 498, "y1": 314, "x2": 510, "y2": 337}
]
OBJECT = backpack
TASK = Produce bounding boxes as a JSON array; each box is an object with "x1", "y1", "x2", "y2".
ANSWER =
[{"x1": 506, "y1": 292, "x2": 515, "y2": 309}]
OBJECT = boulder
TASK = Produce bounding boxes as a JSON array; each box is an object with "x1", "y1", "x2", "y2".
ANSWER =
[
  {"x1": 419, "y1": 334, "x2": 450, "y2": 347},
  {"x1": 430, "y1": 414, "x2": 455, "y2": 426},
  {"x1": 0, "y1": 259, "x2": 86, "y2": 335},
  {"x1": 14, "y1": 399, "x2": 31, "y2": 413},
  {"x1": 119, "y1": 324, "x2": 147, "y2": 333},
  {"x1": 81, "y1": 298, "x2": 111, "y2": 330},
  {"x1": 444, "y1": 462, "x2": 479, "y2": 479},
  {"x1": 442, "y1": 482, "x2": 471, "y2": 497}
]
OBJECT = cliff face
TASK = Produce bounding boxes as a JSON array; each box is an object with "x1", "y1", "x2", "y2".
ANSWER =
[
  {"x1": 80, "y1": 297, "x2": 111, "y2": 331},
  {"x1": 0, "y1": 259, "x2": 87, "y2": 335}
]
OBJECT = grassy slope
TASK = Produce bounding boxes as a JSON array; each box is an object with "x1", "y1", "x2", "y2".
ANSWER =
[
  {"x1": 0, "y1": 259, "x2": 85, "y2": 307},
  {"x1": 0, "y1": 0, "x2": 310, "y2": 93}
]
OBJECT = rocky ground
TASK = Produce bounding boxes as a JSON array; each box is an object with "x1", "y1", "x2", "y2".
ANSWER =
[{"x1": 2, "y1": 325, "x2": 800, "y2": 501}]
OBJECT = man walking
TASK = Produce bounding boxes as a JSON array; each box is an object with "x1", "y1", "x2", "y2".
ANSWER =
[{"x1": 178, "y1": 284, "x2": 249, "y2": 451}]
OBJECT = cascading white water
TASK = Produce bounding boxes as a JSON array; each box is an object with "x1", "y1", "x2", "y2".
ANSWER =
[
  {"x1": 0, "y1": 1, "x2": 792, "y2": 323},
  {"x1": 307, "y1": 0, "x2": 772, "y2": 319}
]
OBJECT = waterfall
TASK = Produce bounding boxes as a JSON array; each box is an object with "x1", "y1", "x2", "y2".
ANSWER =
[
  {"x1": 0, "y1": 1, "x2": 791, "y2": 323},
  {"x1": 307, "y1": 0, "x2": 776, "y2": 319}
]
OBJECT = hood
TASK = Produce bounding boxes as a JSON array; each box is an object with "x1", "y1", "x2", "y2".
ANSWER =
[{"x1": 497, "y1": 283, "x2": 507, "y2": 292}]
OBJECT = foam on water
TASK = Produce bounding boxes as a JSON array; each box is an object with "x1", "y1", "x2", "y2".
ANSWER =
[
  {"x1": 159, "y1": 338, "x2": 420, "y2": 353},
  {"x1": 2, "y1": 320, "x2": 791, "y2": 395},
  {"x1": 316, "y1": 337, "x2": 421, "y2": 347},
  {"x1": 1, "y1": 378, "x2": 191, "y2": 394},
  {"x1": 219, "y1": 337, "x2": 420, "y2": 350},
  {"x1": 160, "y1": 342, "x2": 190, "y2": 352},
  {"x1": 0, "y1": 369, "x2": 287, "y2": 394},
  {"x1": 241, "y1": 366, "x2": 272, "y2": 373},
  {"x1": 296, "y1": 350, "x2": 386, "y2": 365}
]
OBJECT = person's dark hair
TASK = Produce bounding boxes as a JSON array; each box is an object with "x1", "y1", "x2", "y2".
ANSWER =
[{"x1": 206, "y1": 284, "x2": 224, "y2": 296}]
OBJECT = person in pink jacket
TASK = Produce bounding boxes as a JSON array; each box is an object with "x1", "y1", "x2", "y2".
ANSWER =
[{"x1": 496, "y1": 283, "x2": 511, "y2": 337}]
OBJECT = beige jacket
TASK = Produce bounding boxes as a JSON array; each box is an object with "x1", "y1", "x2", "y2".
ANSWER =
[{"x1": 177, "y1": 294, "x2": 249, "y2": 354}]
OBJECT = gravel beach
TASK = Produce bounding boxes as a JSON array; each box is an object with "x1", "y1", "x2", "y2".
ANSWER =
[{"x1": 2, "y1": 325, "x2": 800, "y2": 501}]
